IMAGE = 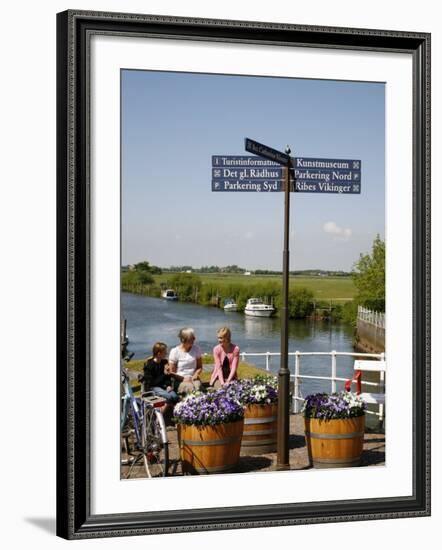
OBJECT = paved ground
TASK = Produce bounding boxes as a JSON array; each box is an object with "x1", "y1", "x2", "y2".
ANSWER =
[{"x1": 121, "y1": 413, "x2": 385, "y2": 479}]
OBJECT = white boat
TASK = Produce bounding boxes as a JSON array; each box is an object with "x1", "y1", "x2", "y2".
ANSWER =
[
  {"x1": 223, "y1": 299, "x2": 238, "y2": 312},
  {"x1": 161, "y1": 289, "x2": 178, "y2": 301},
  {"x1": 244, "y1": 298, "x2": 275, "y2": 317}
]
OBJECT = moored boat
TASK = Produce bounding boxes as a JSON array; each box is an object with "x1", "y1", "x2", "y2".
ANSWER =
[
  {"x1": 161, "y1": 289, "x2": 178, "y2": 301},
  {"x1": 223, "y1": 298, "x2": 238, "y2": 312},
  {"x1": 244, "y1": 298, "x2": 275, "y2": 317}
]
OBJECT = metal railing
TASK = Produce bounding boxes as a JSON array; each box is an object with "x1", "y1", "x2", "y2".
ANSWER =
[
  {"x1": 239, "y1": 350, "x2": 385, "y2": 413},
  {"x1": 357, "y1": 306, "x2": 385, "y2": 328}
]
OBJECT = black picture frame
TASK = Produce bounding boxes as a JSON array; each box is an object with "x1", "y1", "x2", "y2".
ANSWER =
[{"x1": 56, "y1": 9, "x2": 431, "y2": 540}]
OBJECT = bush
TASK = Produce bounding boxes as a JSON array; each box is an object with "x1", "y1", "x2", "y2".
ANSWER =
[
  {"x1": 121, "y1": 270, "x2": 154, "y2": 287},
  {"x1": 169, "y1": 273, "x2": 202, "y2": 302}
]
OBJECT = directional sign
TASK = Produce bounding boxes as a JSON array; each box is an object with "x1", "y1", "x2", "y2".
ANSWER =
[
  {"x1": 292, "y1": 168, "x2": 361, "y2": 183},
  {"x1": 212, "y1": 180, "x2": 360, "y2": 194},
  {"x1": 294, "y1": 157, "x2": 361, "y2": 171},
  {"x1": 245, "y1": 138, "x2": 291, "y2": 166},
  {"x1": 211, "y1": 155, "x2": 362, "y2": 194},
  {"x1": 212, "y1": 167, "x2": 282, "y2": 180},
  {"x1": 212, "y1": 155, "x2": 280, "y2": 167},
  {"x1": 212, "y1": 166, "x2": 360, "y2": 183},
  {"x1": 212, "y1": 180, "x2": 283, "y2": 192},
  {"x1": 294, "y1": 180, "x2": 361, "y2": 194}
]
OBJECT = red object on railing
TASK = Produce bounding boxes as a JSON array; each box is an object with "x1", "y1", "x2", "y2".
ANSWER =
[{"x1": 344, "y1": 370, "x2": 362, "y2": 393}]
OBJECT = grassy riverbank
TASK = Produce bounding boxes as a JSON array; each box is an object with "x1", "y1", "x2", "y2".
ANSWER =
[
  {"x1": 121, "y1": 271, "x2": 357, "y2": 322},
  {"x1": 156, "y1": 272, "x2": 356, "y2": 301}
]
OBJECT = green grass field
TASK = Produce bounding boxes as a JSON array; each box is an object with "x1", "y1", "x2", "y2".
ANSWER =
[{"x1": 155, "y1": 273, "x2": 355, "y2": 302}]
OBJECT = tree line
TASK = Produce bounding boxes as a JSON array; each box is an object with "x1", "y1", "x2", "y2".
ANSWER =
[{"x1": 121, "y1": 235, "x2": 385, "y2": 323}]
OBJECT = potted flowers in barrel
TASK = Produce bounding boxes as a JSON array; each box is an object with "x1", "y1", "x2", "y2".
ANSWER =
[
  {"x1": 302, "y1": 391, "x2": 367, "y2": 468},
  {"x1": 223, "y1": 376, "x2": 278, "y2": 454},
  {"x1": 173, "y1": 390, "x2": 244, "y2": 474}
]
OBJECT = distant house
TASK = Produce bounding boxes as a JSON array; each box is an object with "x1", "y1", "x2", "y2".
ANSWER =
[
  {"x1": 186, "y1": 270, "x2": 192, "y2": 273},
  {"x1": 244, "y1": 271, "x2": 252, "y2": 276}
]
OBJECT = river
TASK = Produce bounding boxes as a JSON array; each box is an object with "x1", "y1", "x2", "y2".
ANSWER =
[{"x1": 122, "y1": 292, "x2": 358, "y2": 396}]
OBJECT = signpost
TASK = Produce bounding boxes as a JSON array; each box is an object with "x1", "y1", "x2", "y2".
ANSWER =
[
  {"x1": 211, "y1": 140, "x2": 363, "y2": 470},
  {"x1": 211, "y1": 155, "x2": 361, "y2": 194},
  {"x1": 244, "y1": 138, "x2": 292, "y2": 470}
]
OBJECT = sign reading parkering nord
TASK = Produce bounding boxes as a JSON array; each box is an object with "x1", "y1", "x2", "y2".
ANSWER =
[{"x1": 212, "y1": 155, "x2": 362, "y2": 194}]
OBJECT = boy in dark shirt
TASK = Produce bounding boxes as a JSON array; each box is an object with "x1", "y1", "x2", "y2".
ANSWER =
[{"x1": 143, "y1": 342, "x2": 179, "y2": 411}]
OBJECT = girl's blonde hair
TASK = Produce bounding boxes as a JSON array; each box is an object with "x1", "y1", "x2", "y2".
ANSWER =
[{"x1": 217, "y1": 327, "x2": 231, "y2": 342}]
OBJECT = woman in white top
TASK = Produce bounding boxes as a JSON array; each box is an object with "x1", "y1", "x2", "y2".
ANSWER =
[{"x1": 168, "y1": 328, "x2": 203, "y2": 394}]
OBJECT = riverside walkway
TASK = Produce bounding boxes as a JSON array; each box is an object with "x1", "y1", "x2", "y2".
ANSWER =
[{"x1": 121, "y1": 413, "x2": 385, "y2": 479}]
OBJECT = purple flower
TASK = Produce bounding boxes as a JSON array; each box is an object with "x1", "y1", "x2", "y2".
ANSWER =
[
  {"x1": 173, "y1": 390, "x2": 244, "y2": 426},
  {"x1": 302, "y1": 391, "x2": 367, "y2": 419}
]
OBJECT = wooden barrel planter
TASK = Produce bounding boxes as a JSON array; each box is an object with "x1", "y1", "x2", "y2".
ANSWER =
[
  {"x1": 178, "y1": 419, "x2": 244, "y2": 474},
  {"x1": 241, "y1": 403, "x2": 278, "y2": 454},
  {"x1": 304, "y1": 415, "x2": 365, "y2": 468}
]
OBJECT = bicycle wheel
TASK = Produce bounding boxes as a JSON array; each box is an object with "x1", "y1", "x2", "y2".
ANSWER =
[{"x1": 141, "y1": 407, "x2": 169, "y2": 478}]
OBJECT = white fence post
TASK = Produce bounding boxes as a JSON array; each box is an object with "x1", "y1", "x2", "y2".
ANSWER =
[
  {"x1": 331, "y1": 350, "x2": 337, "y2": 393},
  {"x1": 294, "y1": 351, "x2": 300, "y2": 413},
  {"x1": 266, "y1": 352, "x2": 270, "y2": 372}
]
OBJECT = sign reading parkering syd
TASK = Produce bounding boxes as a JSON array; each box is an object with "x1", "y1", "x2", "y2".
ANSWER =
[{"x1": 211, "y1": 155, "x2": 362, "y2": 194}]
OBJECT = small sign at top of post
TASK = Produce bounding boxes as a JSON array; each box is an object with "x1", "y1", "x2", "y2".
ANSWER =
[{"x1": 245, "y1": 137, "x2": 291, "y2": 166}]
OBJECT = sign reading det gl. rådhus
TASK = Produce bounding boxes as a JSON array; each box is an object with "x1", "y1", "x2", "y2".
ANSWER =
[{"x1": 212, "y1": 155, "x2": 362, "y2": 194}]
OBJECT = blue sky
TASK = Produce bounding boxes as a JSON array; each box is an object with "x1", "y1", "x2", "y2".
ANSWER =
[{"x1": 122, "y1": 70, "x2": 385, "y2": 271}]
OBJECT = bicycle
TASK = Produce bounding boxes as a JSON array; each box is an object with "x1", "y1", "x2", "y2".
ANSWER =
[{"x1": 121, "y1": 354, "x2": 169, "y2": 478}]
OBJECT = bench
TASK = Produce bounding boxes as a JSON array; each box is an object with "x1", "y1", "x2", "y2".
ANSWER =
[{"x1": 345, "y1": 359, "x2": 386, "y2": 422}]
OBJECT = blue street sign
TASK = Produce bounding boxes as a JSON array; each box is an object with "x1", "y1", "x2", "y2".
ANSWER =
[
  {"x1": 212, "y1": 155, "x2": 361, "y2": 172},
  {"x1": 212, "y1": 180, "x2": 360, "y2": 194},
  {"x1": 292, "y1": 168, "x2": 361, "y2": 183},
  {"x1": 245, "y1": 138, "x2": 291, "y2": 166},
  {"x1": 211, "y1": 156, "x2": 362, "y2": 193},
  {"x1": 294, "y1": 180, "x2": 361, "y2": 194},
  {"x1": 212, "y1": 180, "x2": 283, "y2": 192},
  {"x1": 212, "y1": 167, "x2": 282, "y2": 180},
  {"x1": 212, "y1": 155, "x2": 280, "y2": 167},
  {"x1": 212, "y1": 167, "x2": 361, "y2": 183},
  {"x1": 294, "y1": 157, "x2": 361, "y2": 171}
]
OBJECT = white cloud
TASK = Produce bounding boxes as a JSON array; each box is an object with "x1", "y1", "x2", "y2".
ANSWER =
[
  {"x1": 323, "y1": 221, "x2": 352, "y2": 240},
  {"x1": 244, "y1": 231, "x2": 255, "y2": 240}
]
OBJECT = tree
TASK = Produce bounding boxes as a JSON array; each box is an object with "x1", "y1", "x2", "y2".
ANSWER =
[
  {"x1": 122, "y1": 270, "x2": 154, "y2": 286},
  {"x1": 133, "y1": 261, "x2": 162, "y2": 274},
  {"x1": 352, "y1": 235, "x2": 385, "y2": 312},
  {"x1": 133, "y1": 261, "x2": 151, "y2": 271}
]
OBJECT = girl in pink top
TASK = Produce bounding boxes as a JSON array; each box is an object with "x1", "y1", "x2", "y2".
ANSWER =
[{"x1": 210, "y1": 327, "x2": 240, "y2": 388}]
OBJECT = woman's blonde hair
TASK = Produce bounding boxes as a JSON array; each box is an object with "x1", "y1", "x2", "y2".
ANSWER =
[
  {"x1": 178, "y1": 327, "x2": 196, "y2": 343},
  {"x1": 217, "y1": 326, "x2": 231, "y2": 342}
]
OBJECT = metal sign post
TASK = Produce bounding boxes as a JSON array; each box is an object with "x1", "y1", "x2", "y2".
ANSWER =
[
  {"x1": 277, "y1": 155, "x2": 291, "y2": 469},
  {"x1": 244, "y1": 137, "x2": 291, "y2": 469}
]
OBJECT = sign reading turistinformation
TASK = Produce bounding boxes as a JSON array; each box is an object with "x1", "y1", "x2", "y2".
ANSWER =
[{"x1": 211, "y1": 155, "x2": 362, "y2": 194}]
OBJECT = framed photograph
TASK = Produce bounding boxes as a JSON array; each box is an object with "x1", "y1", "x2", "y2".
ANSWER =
[{"x1": 56, "y1": 10, "x2": 430, "y2": 539}]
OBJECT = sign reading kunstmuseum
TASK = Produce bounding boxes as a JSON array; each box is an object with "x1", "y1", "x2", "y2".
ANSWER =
[{"x1": 211, "y1": 155, "x2": 362, "y2": 194}]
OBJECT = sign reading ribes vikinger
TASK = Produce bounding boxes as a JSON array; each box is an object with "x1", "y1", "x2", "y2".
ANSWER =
[{"x1": 211, "y1": 155, "x2": 361, "y2": 194}]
